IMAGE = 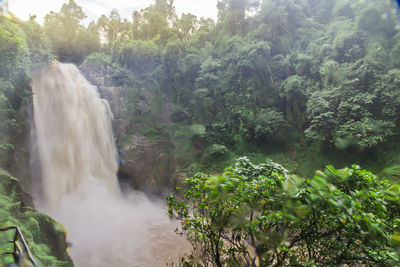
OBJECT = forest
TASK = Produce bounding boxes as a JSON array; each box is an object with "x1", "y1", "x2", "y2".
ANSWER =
[{"x1": 1, "y1": 0, "x2": 400, "y2": 266}]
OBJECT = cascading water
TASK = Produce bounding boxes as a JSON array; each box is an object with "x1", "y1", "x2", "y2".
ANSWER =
[
  {"x1": 31, "y1": 63, "x2": 188, "y2": 266},
  {"x1": 33, "y1": 63, "x2": 120, "y2": 205}
]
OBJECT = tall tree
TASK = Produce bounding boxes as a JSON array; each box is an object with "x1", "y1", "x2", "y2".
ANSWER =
[
  {"x1": 131, "y1": 5, "x2": 174, "y2": 44},
  {"x1": 155, "y1": 0, "x2": 177, "y2": 23},
  {"x1": 44, "y1": 0, "x2": 99, "y2": 63},
  {"x1": 219, "y1": 0, "x2": 259, "y2": 34},
  {"x1": 98, "y1": 9, "x2": 129, "y2": 46},
  {"x1": 177, "y1": 13, "x2": 198, "y2": 43}
]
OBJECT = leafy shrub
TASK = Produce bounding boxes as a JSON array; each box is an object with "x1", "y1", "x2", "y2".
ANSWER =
[
  {"x1": 190, "y1": 124, "x2": 206, "y2": 139},
  {"x1": 0, "y1": 143, "x2": 14, "y2": 166},
  {"x1": 167, "y1": 158, "x2": 400, "y2": 266},
  {"x1": 203, "y1": 144, "x2": 228, "y2": 159},
  {"x1": 254, "y1": 108, "x2": 287, "y2": 138},
  {"x1": 172, "y1": 125, "x2": 207, "y2": 167},
  {"x1": 334, "y1": 118, "x2": 395, "y2": 149},
  {"x1": 83, "y1": 52, "x2": 112, "y2": 69},
  {"x1": 113, "y1": 39, "x2": 160, "y2": 74},
  {"x1": 0, "y1": 18, "x2": 29, "y2": 82}
]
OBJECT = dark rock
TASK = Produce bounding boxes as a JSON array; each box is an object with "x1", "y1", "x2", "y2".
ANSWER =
[
  {"x1": 119, "y1": 135, "x2": 176, "y2": 194},
  {"x1": 79, "y1": 61, "x2": 113, "y2": 87}
]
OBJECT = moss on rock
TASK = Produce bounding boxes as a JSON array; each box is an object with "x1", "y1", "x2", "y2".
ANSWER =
[{"x1": 0, "y1": 170, "x2": 73, "y2": 267}]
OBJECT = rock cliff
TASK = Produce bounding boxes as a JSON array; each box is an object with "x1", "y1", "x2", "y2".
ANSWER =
[{"x1": 80, "y1": 62, "x2": 177, "y2": 194}]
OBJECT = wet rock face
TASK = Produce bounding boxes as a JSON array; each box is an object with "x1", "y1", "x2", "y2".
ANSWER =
[
  {"x1": 96, "y1": 85, "x2": 129, "y2": 140},
  {"x1": 119, "y1": 135, "x2": 176, "y2": 194},
  {"x1": 80, "y1": 63, "x2": 177, "y2": 195},
  {"x1": 80, "y1": 63, "x2": 129, "y2": 140}
]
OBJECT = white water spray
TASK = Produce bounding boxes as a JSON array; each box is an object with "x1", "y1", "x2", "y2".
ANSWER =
[
  {"x1": 32, "y1": 63, "x2": 188, "y2": 266},
  {"x1": 33, "y1": 63, "x2": 120, "y2": 205}
]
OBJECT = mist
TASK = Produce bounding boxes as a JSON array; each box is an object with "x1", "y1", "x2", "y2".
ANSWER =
[{"x1": 42, "y1": 184, "x2": 188, "y2": 266}]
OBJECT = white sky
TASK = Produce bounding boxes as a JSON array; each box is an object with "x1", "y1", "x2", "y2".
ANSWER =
[{"x1": 8, "y1": 0, "x2": 218, "y2": 24}]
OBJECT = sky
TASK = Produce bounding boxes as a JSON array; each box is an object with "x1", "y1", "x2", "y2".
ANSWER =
[{"x1": 8, "y1": 0, "x2": 219, "y2": 24}]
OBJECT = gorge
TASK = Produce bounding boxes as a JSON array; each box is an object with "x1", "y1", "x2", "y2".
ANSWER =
[{"x1": 1, "y1": 0, "x2": 400, "y2": 265}]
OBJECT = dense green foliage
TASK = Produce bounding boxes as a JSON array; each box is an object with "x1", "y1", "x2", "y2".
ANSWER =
[
  {"x1": 0, "y1": 15, "x2": 53, "y2": 168},
  {"x1": 1, "y1": 1, "x2": 400, "y2": 265},
  {"x1": 3, "y1": 1, "x2": 399, "y2": 174},
  {"x1": 0, "y1": 170, "x2": 72, "y2": 266},
  {"x1": 167, "y1": 158, "x2": 400, "y2": 266},
  {"x1": 3, "y1": 0, "x2": 395, "y2": 175},
  {"x1": 44, "y1": 0, "x2": 99, "y2": 64},
  {"x1": 56, "y1": 0, "x2": 400, "y2": 175}
]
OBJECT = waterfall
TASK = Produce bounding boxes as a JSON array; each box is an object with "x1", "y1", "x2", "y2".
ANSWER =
[
  {"x1": 31, "y1": 63, "x2": 188, "y2": 266},
  {"x1": 32, "y1": 63, "x2": 120, "y2": 205}
]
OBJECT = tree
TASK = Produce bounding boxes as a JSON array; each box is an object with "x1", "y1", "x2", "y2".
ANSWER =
[
  {"x1": 280, "y1": 75, "x2": 307, "y2": 145},
  {"x1": 0, "y1": 17, "x2": 50, "y2": 167},
  {"x1": 192, "y1": 17, "x2": 216, "y2": 46},
  {"x1": 44, "y1": 0, "x2": 99, "y2": 63},
  {"x1": 219, "y1": 0, "x2": 260, "y2": 34},
  {"x1": 253, "y1": 108, "x2": 287, "y2": 139},
  {"x1": 113, "y1": 38, "x2": 160, "y2": 74},
  {"x1": 98, "y1": 9, "x2": 129, "y2": 46},
  {"x1": 129, "y1": 0, "x2": 180, "y2": 44},
  {"x1": 134, "y1": 5, "x2": 172, "y2": 44},
  {"x1": 19, "y1": 17, "x2": 54, "y2": 67},
  {"x1": 155, "y1": 0, "x2": 177, "y2": 23},
  {"x1": 305, "y1": 91, "x2": 338, "y2": 145},
  {"x1": 177, "y1": 13, "x2": 198, "y2": 43}
]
